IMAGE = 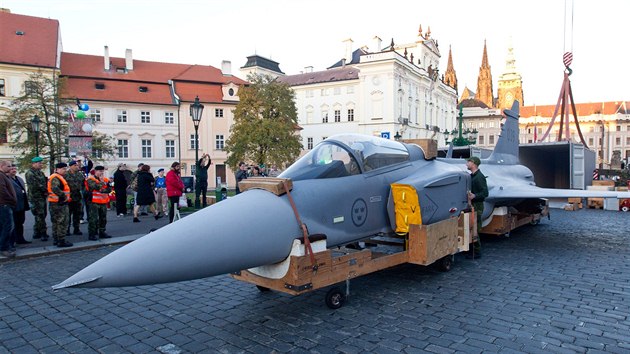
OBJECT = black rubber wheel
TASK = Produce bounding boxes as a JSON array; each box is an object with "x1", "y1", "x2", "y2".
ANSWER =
[
  {"x1": 256, "y1": 285, "x2": 271, "y2": 292},
  {"x1": 325, "y1": 287, "x2": 346, "y2": 309},
  {"x1": 530, "y1": 218, "x2": 541, "y2": 225},
  {"x1": 437, "y1": 255, "x2": 453, "y2": 272}
]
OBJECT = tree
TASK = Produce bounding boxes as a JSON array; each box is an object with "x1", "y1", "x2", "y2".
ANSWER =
[
  {"x1": 225, "y1": 74, "x2": 302, "y2": 170},
  {"x1": 0, "y1": 72, "x2": 115, "y2": 173}
]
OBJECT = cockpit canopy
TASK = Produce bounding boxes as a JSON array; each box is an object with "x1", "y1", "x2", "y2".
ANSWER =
[{"x1": 279, "y1": 134, "x2": 410, "y2": 181}]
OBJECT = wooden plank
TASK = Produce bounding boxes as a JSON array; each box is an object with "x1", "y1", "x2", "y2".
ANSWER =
[
  {"x1": 238, "y1": 177, "x2": 293, "y2": 195},
  {"x1": 401, "y1": 139, "x2": 437, "y2": 159}
]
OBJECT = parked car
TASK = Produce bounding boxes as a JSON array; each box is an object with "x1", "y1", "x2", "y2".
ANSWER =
[{"x1": 181, "y1": 176, "x2": 194, "y2": 193}]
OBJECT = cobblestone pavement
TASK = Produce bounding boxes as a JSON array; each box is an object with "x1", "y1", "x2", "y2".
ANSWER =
[{"x1": 1, "y1": 209, "x2": 629, "y2": 353}]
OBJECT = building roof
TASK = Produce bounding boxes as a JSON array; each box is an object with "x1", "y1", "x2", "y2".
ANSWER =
[
  {"x1": 278, "y1": 67, "x2": 359, "y2": 87},
  {"x1": 240, "y1": 55, "x2": 284, "y2": 74},
  {"x1": 63, "y1": 77, "x2": 175, "y2": 105},
  {"x1": 521, "y1": 101, "x2": 630, "y2": 117},
  {"x1": 0, "y1": 10, "x2": 60, "y2": 68},
  {"x1": 460, "y1": 98, "x2": 489, "y2": 109},
  {"x1": 328, "y1": 48, "x2": 368, "y2": 69},
  {"x1": 60, "y1": 52, "x2": 247, "y2": 105},
  {"x1": 61, "y1": 52, "x2": 247, "y2": 86}
]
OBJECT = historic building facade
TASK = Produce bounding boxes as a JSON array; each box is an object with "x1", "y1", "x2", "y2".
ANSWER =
[
  {"x1": 61, "y1": 49, "x2": 246, "y2": 185},
  {"x1": 496, "y1": 40, "x2": 524, "y2": 111},
  {"x1": 249, "y1": 26, "x2": 459, "y2": 150},
  {"x1": 0, "y1": 9, "x2": 62, "y2": 163}
]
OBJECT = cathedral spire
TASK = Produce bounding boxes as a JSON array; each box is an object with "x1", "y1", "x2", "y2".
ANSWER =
[
  {"x1": 497, "y1": 36, "x2": 524, "y2": 110},
  {"x1": 476, "y1": 39, "x2": 494, "y2": 108},
  {"x1": 444, "y1": 45, "x2": 458, "y2": 92}
]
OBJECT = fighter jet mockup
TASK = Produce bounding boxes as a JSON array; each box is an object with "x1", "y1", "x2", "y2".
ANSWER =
[{"x1": 53, "y1": 101, "x2": 630, "y2": 289}]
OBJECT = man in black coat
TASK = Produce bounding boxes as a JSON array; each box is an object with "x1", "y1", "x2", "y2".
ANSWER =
[{"x1": 113, "y1": 163, "x2": 128, "y2": 216}]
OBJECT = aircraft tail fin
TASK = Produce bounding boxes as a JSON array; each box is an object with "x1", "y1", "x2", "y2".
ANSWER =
[{"x1": 487, "y1": 100, "x2": 520, "y2": 165}]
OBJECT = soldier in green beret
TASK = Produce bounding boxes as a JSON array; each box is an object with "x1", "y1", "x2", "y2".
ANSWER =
[
  {"x1": 466, "y1": 156, "x2": 488, "y2": 258},
  {"x1": 64, "y1": 160, "x2": 84, "y2": 236},
  {"x1": 25, "y1": 156, "x2": 49, "y2": 241}
]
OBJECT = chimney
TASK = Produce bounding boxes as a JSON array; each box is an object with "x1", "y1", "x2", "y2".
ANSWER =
[
  {"x1": 104, "y1": 46, "x2": 110, "y2": 71},
  {"x1": 222, "y1": 60, "x2": 232, "y2": 76},
  {"x1": 343, "y1": 38, "x2": 353, "y2": 63},
  {"x1": 304, "y1": 66, "x2": 313, "y2": 73},
  {"x1": 125, "y1": 49, "x2": 133, "y2": 71},
  {"x1": 373, "y1": 36, "x2": 382, "y2": 52}
]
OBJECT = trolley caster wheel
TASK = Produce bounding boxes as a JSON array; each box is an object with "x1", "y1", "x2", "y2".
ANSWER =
[
  {"x1": 436, "y1": 255, "x2": 453, "y2": 272},
  {"x1": 325, "y1": 287, "x2": 346, "y2": 309},
  {"x1": 256, "y1": 285, "x2": 271, "y2": 292},
  {"x1": 621, "y1": 206, "x2": 629, "y2": 212},
  {"x1": 530, "y1": 219, "x2": 541, "y2": 225}
]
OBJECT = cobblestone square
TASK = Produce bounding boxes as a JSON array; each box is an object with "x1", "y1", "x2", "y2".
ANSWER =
[{"x1": 1, "y1": 209, "x2": 629, "y2": 353}]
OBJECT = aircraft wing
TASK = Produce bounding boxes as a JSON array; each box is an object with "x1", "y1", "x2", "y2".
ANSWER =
[{"x1": 488, "y1": 185, "x2": 630, "y2": 202}]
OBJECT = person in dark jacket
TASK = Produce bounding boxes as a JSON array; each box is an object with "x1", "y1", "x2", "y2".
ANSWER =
[
  {"x1": 235, "y1": 161, "x2": 247, "y2": 194},
  {"x1": 195, "y1": 153, "x2": 211, "y2": 208},
  {"x1": 9, "y1": 163, "x2": 31, "y2": 246},
  {"x1": 0, "y1": 160, "x2": 17, "y2": 258},
  {"x1": 466, "y1": 156, "x2": 488, "y2": 258},
  {"x1": 132, "y1": 165, "x2": 162, "y2": 222},
  {"x1": 113, "y1": 163, "x2": 128, "y2": 216}
]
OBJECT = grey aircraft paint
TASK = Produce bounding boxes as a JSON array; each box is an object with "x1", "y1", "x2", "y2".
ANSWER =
[{"x1": 53, "y1": 101, "x2": 630, "y2": 289}]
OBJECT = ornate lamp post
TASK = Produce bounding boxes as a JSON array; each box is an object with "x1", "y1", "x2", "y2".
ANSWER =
[
  {"x1": 446, "y1": 104, "x2": 476, "y2": 146},
  {"x1": 31, "y1": 115, "x2": 41, "y2": 156},
  {"x1": 190, "y1": 96, "x2": 204, "y2": 209}
]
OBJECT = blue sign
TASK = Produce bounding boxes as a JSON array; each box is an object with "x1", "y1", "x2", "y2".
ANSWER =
[{"x1": 381, "y1": 132, "x2": 390, "y2": 139}]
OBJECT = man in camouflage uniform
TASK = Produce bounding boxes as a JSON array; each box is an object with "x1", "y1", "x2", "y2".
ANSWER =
[
  {"x1": 64, "y1": 160, "x2": 84, "y2": 236},
  {"x1": 87, "y1": 166, "x2": 112, "y2": 240},
  {"x1": 48, "y1": 162, "x2": 72, "y2": 247},
  {"x1": 25, "y1": 156, "x2": 49, "y2": 241}
]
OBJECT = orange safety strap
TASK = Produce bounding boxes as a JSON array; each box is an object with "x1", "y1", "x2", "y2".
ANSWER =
[{"x1": 282, "y1": 180, "x2": 318, "y2": 271}]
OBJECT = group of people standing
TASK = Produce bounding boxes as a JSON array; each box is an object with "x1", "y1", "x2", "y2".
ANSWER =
[
  {"x1": 0, "y1": 156, "x2": 114, "y2": 258},
  {"x1": 112, "y1": 161, "x2": 185, "y2": 224}
]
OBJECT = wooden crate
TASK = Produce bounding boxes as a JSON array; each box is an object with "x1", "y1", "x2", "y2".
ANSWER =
[
  {"x1": 592, "y1": 180, "x2": 615, "y2": 187},
  {"x1": 238, "y1": 177, "x2": 293, "y2": 195},
  {"x1": 587, "y1": 198, "x2": 604, "y2": 209},
  {"x1": 407, "y1": 217, "x2": 459, "y2": 265},
  {"x1": 401, "y1": 139, "x2": 437, "y2": 159}
]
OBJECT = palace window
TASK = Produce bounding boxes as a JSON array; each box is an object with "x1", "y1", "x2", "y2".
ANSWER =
[
  {"x1": 165, "y1": 139, "x2": 175, "y2": 158},
  {"x1": 141, "y1": 111, "x2": 151, "y2": 124},
  {"x1": 334, "y1": 110, "x2": 341, "y2": 122},
  {"x1": 215, "y1": 135, "x2": 224, "y2": 150},
  {"x1": 190, "y1": 134, "x2": 197, "y2": 149},
  {"x1": 307, "y1": 137, "x2": 313, "y2": 150},
  {"x1": 90, "y1": 109, "x2": 101, "y2": 122},
  {"x1": 141, "y1": 139, "x2": 152, "y2": 158},
  {"x1": 165, "y1": 112, "x2": 174, "y2": 124},
  {"x1": 0, "y1": 79, "x2": 5, "y2": 96},
  {"x1": 117, "y1": 110, "x2": 127, "y2": 123},
  {"x1": 117, "y1": 139, "x2": 129, "y2": 158},
  {"x1": 215, "y1": 108, "x2": 224, "y2": 118},
  {"x1": 348, "y1": 109, "x2": 354, "y2": 122}
]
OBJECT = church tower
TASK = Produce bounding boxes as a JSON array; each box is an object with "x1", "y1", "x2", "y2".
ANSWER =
[
  {"x1": 497, "y1": 38, "x2": 524, "y2": 110},
  {"x1": 444, "y1": 45, "x2": 458, "y2": 92},
  {"x1": 476, "y1": 40, "x2": 494, "y2": 108}
]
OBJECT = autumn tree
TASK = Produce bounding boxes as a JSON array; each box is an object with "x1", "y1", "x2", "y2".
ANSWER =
[
  {"x1": 0, "y1": 72, "x2": 115, "y2": 173},
  {"x1": 225, "y1": 74, "x2": 302, "y2": 170}
]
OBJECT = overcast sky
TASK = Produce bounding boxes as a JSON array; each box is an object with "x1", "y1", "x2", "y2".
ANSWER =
[{"x1": 3, "y1": 0, "x2": 627, "y2": 105}]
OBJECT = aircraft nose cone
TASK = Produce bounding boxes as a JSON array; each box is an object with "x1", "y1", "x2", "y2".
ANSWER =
[{"x1": 53, "y1": 190, "x2": 299, "y2": 289}]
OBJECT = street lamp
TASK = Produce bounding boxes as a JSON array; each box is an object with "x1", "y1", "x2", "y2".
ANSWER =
[
  {"x1": 31, "y1": 115, "x2": 41, "y2": 156},
  {"x1": 190, "y1": 96, "x2": 204, "y2": 209},
  {"x1": 445, "y1": 104, "x2": 476, "y2": 146}
]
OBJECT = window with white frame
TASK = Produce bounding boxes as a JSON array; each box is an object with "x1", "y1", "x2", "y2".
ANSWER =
[
  {"x1": 90, "y1": 109, "x2": 101, "y2": 122},
  {"x1": 190, "y1": 134, "x2": 197, "y2": 149},
  {"x1": 589, "y1": 138, "x2": 594, "y2": 146},
  {"x1": 334, "y1": 110, "x2": 341, "y2": 122},
  {"x1": 307, "y1": 137, "x2": 313, "y2": 150},
  {"x1": 215, "y1": 134, "x2": 224, "y2": 150},
  {"x1": 616, "y1": 137, "x2": 621, "y2": 146},
  {"x1": 321, "y1": 88, "x2": 329, "y2": 96},
  {"x1": 165, "y1": 139, "x2": 175, "y2": 158},
  {"x1": 334, "y1": 87, "x2": 341, "y2": 95},
  {"x1": 0, "y1": 78, "x2": 5, "y2": 96},
  {"x1": 117, "y1": 110, "x2": 127, "y2": 123},
  {"x1": 478, "y1": 135, "x2": 485, "y2": 145},
  {"x1": 165, "y1": 112, "x2": 174, "y2": 124},
  {"x1": 117, "y1": 139, "x2": 129, "y2": 158},
  {"x1": 305, "y1": 90, "x2": 314, "y2": 98},
  {"x1": 348, "y1": 109, "x2": 354, "y2": 122},
  {"x1": 489, "y1": 135, "x2": 495, "y2": 145},
  {"x1": 627, "y1": 137, "x2": 630, "y2": 145},
  {"x1": 141, "y1": 139, "x2": 152, "y2": 158},
  {"x1": 215, "y1": 108, "x2": 224, "y2": 118},
  {"x1": 346, "y1": 86, "x2": 354, "y2": 94},
  {"x1": 322, "y1": 112, "x2": 328, "y2": 123},
  {"x1": 141, "y1": 111, "x2": 151, "y2": 123}
]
